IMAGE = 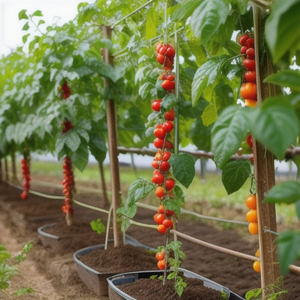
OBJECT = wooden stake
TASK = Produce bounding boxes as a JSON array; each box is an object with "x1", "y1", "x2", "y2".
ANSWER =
[
  {"x1": 102, "y1": 25, "x2": 123, "y2": 247},
  {"x1": 253, "y1": 6, "x2": 281, "y2": 294}
]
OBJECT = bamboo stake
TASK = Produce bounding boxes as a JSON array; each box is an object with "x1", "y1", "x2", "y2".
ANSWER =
[
  {"x1": 102, "y1": 25, "x2": 123, "y2": 247},
  {"x1": 252, "y1": 6, "x2": 281, "y2": 294}
]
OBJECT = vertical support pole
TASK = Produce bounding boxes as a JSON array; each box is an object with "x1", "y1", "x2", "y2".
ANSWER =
[
  {"x1": 253, "y1": 6, "x2": 281, "y2": 295},
  {"x1": 102, "y1": 25, "x2": 123, "y2": 247}
]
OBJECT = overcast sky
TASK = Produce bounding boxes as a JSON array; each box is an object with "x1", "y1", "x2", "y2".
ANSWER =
[{"x1": 0, "y1": 0, "x2": 93, "y2": 56}]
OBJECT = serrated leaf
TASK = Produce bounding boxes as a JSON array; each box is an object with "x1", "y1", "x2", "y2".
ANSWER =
[
  {"x1": 191, "y1": 55, "x2": 229, "y2": 106},
  {"x1": 265, "y1": 0, "x2": 300, "y2": 63},
  {"x1": 250, "y1": 99, "x2": 299, "y2": 160},
  {"x1": 169, "y1": 153, "x2": 195, "y2": 188},
  {"x1": 18, "y1": 9, "x2": 28, "y2": 20},
  {"x1": 222, "y1": 160, "x2": 251, "y2": 195},
  {"x1": 264, "y1": 181, "x2": 300, "y2": 205},
  {"x1": 190, "y1": 0, "x2": 229, "y2": 46},
  {"x1": 211, "y1": 105, "x2": 251, "y2": 169},
  {"x1": 264, "y1": 70, "x2": 300, "y2": 92},
  {"x1": 277, "y1": 231, "x2": 300, "y2": 274}
]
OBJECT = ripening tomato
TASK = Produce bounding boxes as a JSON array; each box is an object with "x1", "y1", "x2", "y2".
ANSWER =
[
  {"x1": 156, "y1": 251, "x2": 165, "y2": 261},
  {"x1": 243, "y1": 59, "x2": 255, "y2": 71},
  {"x1": 165, "y1": 46, "x2": 175, "y2": 60},
  {"x1": 156, "y1": 41, "x2": 162, "y2": 52},
  {"x1": 162, "y1": 79, "x2": 175, "y2": 91},
  {"x1": 155, "y1": 150, "x2": 162, "y2": 161},
  {"x1": 155, "y1": 186, "x2": 165, "y2": 199},
  {"x1": 240, "y1": 46, "x2": 248, "y2": 54},
  {"x1": 246, "y1": 134, "x2": 253, "y2": 148},
  {"x1": 163, "y1": 57, "x2": 173, "y2": 69},
  {"x1": 164, "y1": 140, "x2": 174, "y2": 150},
  {"x1": 164, "y1": 109, "x2": 175, "y2": 121},
  {"x1": 240, "y1": 83, "x2": 257, "y2": 100},
  {"x1": 162, "y1": 121, "x2": 174, "y2": 133},
  {"x1": 244, "y1": 70, "x2": 256, "y2": 83},
  {"x1": 166, "y1": 209, "x2": 174, "y2": 217},
  {"x1": 157, "y1": 204, "x2": 165, "y2": 214},
  {"x1": 160, "y1": 161, "x2": 170, "y2": 172},
  {"x1": 157, "y1": 259, "x2": 166, "y2": 270},
  {"x1": 165, "y1": 178, "x2": 175, "y2": 191},
  {"x1": 154, "y1": 213, "x2": 165, "y2": 225},
  {"x1": 239, "y1": 34, "x2": 249, "y2": 46},
  {"x1": 166, "y1": 74, "x2": 175, "y2": 81},
  {"x1": 157, "y1": 224, "x2": 167, "y2": 234},
  {"x1": 245, "y1": 99, "x2": 257, "y2": 107},
  {"x1": 246, "y1": 209, "x2": 258, "y2": 223},
  {"x1": 151, "y1": 159, "x2": 159, "y2": 169},
  {"x1": 151, "y1": 99, "x2": 162, "y2": 112},
  {"x1": 162, "y1": 218, "x2": 173, "y2": 228},
  {"x1": 159, "y1": 45, "x2": 168, "y2": 55},
  {"x1": 154, "y1": 127, "x2": 166, "y2": 139},
  {"x1": 245, "y1": 194, "x2": 257, "y2": 210}
]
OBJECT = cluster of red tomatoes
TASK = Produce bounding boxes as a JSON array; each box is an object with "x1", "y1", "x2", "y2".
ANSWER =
[
  {"x1": 239, "y1": 33, "x2": 257, "y2": 108},
  {"x1": 20, "y1": 156, "x2": 31, "y2": 200},
  {"x1": 151, "y1": 42, "x2": 177, "y2": 235},
  {"x1": 61, "y1": 156, "x2": 75, "y2": 217},
  {"x1": 62, "y1": 119, "x2": 73, "y2": 134},
  {"x1": 61, "y1": 81, "x2": 71, "y2": 99}
]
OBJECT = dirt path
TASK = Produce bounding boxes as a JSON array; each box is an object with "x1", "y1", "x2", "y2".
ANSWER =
[{"x1": 0, "y1": 182, "x2": 299, "y2": 300}]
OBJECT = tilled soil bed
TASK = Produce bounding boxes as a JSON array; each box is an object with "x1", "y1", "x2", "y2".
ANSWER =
[{"x1": 0, "y1": 181, "x2": 299, "y2": 300}]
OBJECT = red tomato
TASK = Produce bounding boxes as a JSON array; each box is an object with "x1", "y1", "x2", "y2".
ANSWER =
[
  {"x1": 165, "y1": 178, "x2": 175, "y2": 191},
  {"x1": 154, "y1": 213, "x2": 165, "y2": 225},
  {"x1": 246, "y1": 48, "x2": 255, "y2": 59},
  {"x1": 240, "y1": 46, "x2": 248, "y2": 54},
  {"x1": 160, "y1": 161, "x2": 170, "y2": 172},
  {"x1": 239, "y1": 34, "x2": 249, "y2": 46},
  {"x1": 162, "y1": 218, "x2": 173, "y2": 228},
  {"x1": 157, "y1": 259, "x2": 166, "y2": 270},
  {"x1": 152, "y1": 171, "x2": 164, "y2": 184},
  {"x1": 154, "y1": 127, "x2": 166, "y2": 139},
  {"x1": 162, "y1": 151, "x2": 172, "y2": 161},
  {"x1": 247, "y1": 134, "x2": 253, "y2": 148},
  {"x1": 159, "y1": 45, "x2": 168, "y2": 55},
  {"x1": 151, "y1": 159, "x2": 159, "y2": 169},
  {"x1": 164, "y1": 109, "x2": 175, "y2": 121},
  {"x1": 153, "y1": 138, "x2": 164, "y2": 149},
  {"x1": 157, "y1": 224, "x2": 167, "y2": 234},
  {"x1": 156, "y1": 41, "x2": 162, "y2": 52},
  {"x1": 162, "y1": 80, "x2": 175, "y2": 91},
  {"x1": 155, "y1": 186, "x2": 165, "y2": 199},
  {"x1": 164, "y1": 140, "x2": 174, "y2": 150},
  {"x1": 163, "y1": 57, "x2": 173, "y2": 69},
  {"x1": 20, "y1": 191, "x2": 28, "y2": 200},
  {"x1": 151, "y1": 99, "x2": 162, "y2": 112},
  {"x1": 240, "y1": 83, "x2": 257, "y2": 100},
  {"x1": 156, "y1": 53, "x2": 165, "y2": 65},
  {"x1": 162, "y1": 121, "x2": 174, "y2": 133},
  {"x1": 243, "y1": 59, "x2": 255, "y2": 71},
  {"x1": 245, "y1": 99, "x2": 257, "y2": 107},
  {"x1": 166, "y1": 209, "x2": 174, "y2": 217},
  {"x1": 244, "y1": 71, "x2": 256, "y2": 83},
  {"x1": 165, "y1": 46, "x2": 175, "y2": 60},
  {"x1": 246, "y1": 37, "x2": 254, "y2": 48}
]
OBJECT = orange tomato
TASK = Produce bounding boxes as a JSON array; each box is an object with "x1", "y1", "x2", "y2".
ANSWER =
[
  {"x1": 248, "y1": 222, "x2": 258, "y2": 235},
  {"x1": 246, "y1": 209, "x2": 257, "y2": 223},
  {"x1": 253, "y1": 261, "x2": 261, "y2": 272},
  {"x1": 240, "y1": 82, "x2": 257, "y2": 100},
  {"x1": 245, "y1": 99, "x2": 257, "y2": 107},
  {"x1": 245, "y1": 194, "x2": 257, "y2": 210},
  {"x1": 157, "y1": 259, "x2": 166, "y2": 270},
  {"x1": 156, "y1": 251, "x2": 165, "y2": 261}
]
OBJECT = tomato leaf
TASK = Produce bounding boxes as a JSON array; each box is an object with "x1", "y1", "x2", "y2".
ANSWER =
[
  {"x1": 222, "y1": 160, "x2": 251, "y2": 195},
  {"x1": 169, "y1": 153, "x2": 195, "y2": 189},
  {"x1": 211, "y1": 105, "x2": 251, "y2": 169},
  {"x1": 277, "y1": 230, "x2": 300, "y2": 274},
  {"x1": 191, "y1": 55, "x2": 230, "y2": 106},
  {"x1": 249, "y1": 99, "x2": 299, "y2": 160},
  {"x1": 264, "y1": 70, "x2": 300, "y2": 92},
  {"x1": 65, "y1": 130, "x2": 81, "y2": 152},
  {"x1": 31, "y1": 10, "x2": 43, "y2": 17},
  {"x1": 265, "y1": 0, "x2": 300, "y2": 64},
  {"x1": 70, "y1": 142, "x2": 89, "y2": 172},
  {"x1": 264, "y1": 181, "x2": 300, "y2": 205},
  {"x1": 18, "y1": 9, "x2": 28, "y2": 20},
  {"x1": 172, "y1": 0, "x2": 202, "y2": 22},
  {"x1": 190, "y1": 0, "x2": 229, "y2": 47},
  {"x1": 201, "y1": 103, "x2": 217, "y2": 126}
]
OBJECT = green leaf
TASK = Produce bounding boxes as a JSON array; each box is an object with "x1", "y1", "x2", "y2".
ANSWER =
[
  {"x1": 89, "y1": 131, "x2": 107, "y2": 163},
  {"x1": 117, "y1": 205, "x2": 137, "y2": 219},
  {"x1": 22, "y1": 34, "x2": 30, "y2": 44},
  {"x1": 211, "y1": 106, "x2": 250, "y2": 169},
  {"x1": 22, "y1": 22, "x2": 30, "y2": 31},
  {"x1": 222, "y1": 160, "x2": 252, "y2": 195},
  {"x1": 250, "y1": 99, "x2": 299, "y2": 160},
  {"x1": 201, "y1": 103, "x2": 217, "y2": 126},
  {"x1": 18, "y1": 9, "x2": 28, "y2": 20},
  {"x1": 172, "y1": 0, "x2": 202, "y2": 22},
  {"x1": 70, "y1": 143, "x2": 89, "y2": 172},
  {"x1": 12, "y1": 288, "x2": 35, "y2": 296},
  {"x1": 65, "y1": 130, "x2": 81, "y2": 152},
  {"x1": 264, "y1": 181, "x2": 300, "y2": 205},
  {"x1": 264, "y1": 70, "x2": 300, "y2": 92},
  {"x1": 32, "y1": 10, "x2": 43, "y2": 17},
  {"x1": 191, "y1": 55, "x2": 230, "y2": 105},
  {"x1": 190, "y1": 0, "x2": 229, "y2": 46},
  {"x1": 277, "y1": 230, "x2": 300, "y2": 274},
  {"x1": 265, "y1": 0, "x2": 300, "y2": 63},
  {"x1": 38, "y1": 19, "x2": 46, "y2": 26},
  {"x1": 90, "y1": 219, "x2": 105, "y2": 235},
  {"x1": 145, "y1": 5, "x2": 157, "y2": 40},
  {"x1": 169, "y1": 153, "x2": 195, "y2": 189}
]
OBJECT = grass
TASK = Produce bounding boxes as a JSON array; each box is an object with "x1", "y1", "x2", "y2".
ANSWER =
[{"x1": 23, "y1": 159, "x2": 299, "y2": 229}]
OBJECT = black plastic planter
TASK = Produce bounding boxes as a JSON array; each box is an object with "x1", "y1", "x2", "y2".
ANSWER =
[
  {"x1": 73, "y1": 235, "x2": 154, "y2": 297},
  {"x1": 107, "y1": 269, "x2": 246, "y2": 300}
]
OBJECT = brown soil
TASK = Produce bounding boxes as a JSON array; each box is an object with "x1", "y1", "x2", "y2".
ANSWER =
[{"x1": 0, "y1": 181, "x2": 299, "y2": 300}]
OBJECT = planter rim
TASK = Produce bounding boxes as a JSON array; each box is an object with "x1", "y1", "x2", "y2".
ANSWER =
[
  {"x1": 107, "y1": 268, "x2": 233, "y2": 300},
  {"x1": 37, "y1": 223, "x2": 60, "y2": 241},
  {"x1": 73, "y1": 234, "x2": 155, "y2": 276}
]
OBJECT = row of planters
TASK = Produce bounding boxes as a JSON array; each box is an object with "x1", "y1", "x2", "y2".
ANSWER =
[{"x1": 1, "y1": 0, "x2": 300, "y2": 299}]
